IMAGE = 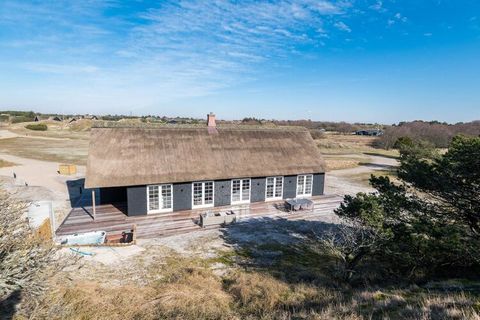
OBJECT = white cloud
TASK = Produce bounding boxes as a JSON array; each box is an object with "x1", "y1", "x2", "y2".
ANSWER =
[
  {"x1": 334, "y1": 21, "x2": 352, "y2": 32},
  {"x1": 394, "y1": 12, "x2": 408, "y2": 23},
  {"x1": 369, "y1": 1, "x2": 385, "y2": 12},
  {"x1": 0, "y1": 0, "x2": 383, "y2": 113}
]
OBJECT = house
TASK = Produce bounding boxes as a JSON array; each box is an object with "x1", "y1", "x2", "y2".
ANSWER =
[
  {"x1": 84, "y1": 113, "x2": 326, "y2": 216},
  {"x1": 49, "y1": 116, "x2": 62, "y2": 121},
  {"x1": 355, "y1": 129, "x2": 383, "y2": 136},
  {"x1": 34, "y1": 116, "x2": 40, "y2": 122}
]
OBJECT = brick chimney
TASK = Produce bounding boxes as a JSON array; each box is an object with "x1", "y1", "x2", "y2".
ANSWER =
[
  {"x1": 207, "y1": 112, "x2": 218, "y2": 134},
  {"x1": 207, "y1": 112, "x2": 216, "y2": 127}
]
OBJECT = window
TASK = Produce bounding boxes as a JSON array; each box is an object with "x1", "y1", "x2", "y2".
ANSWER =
[
  {"x1": 266, "y1": 176, "x2": 283, "y2": 200},
  {"x1": 147, "y1": 184, "x2": 172, "y2": 213},
  {"x1": 296, "y1": 175, "x2": 313, "y2": 197},
  {"x1": 231, "y1": 178, "x2": 250, "y2": 203},
  {"x1": 192, "y1": 181, "x2": 214, "y2": 208}
]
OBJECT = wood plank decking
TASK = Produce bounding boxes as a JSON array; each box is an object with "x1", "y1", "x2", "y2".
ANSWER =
[{"x1": 56, "y1": 194, "x2": 343, "y2": 239}]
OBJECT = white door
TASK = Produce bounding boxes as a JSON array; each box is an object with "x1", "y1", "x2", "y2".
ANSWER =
[
  {"x1": 192, "y1": 181, "x2": 214, "y2": 208},
  {"x1": 296, "y1": 174, "x2": 313, "y2": 197},
  {"x1": 266, "y1": 176, "x2": 283, "y2": 200},
  {"x1": 147, "y1": 184, "x2": 173, "y2": 213},
  {"x1": 231, "y1": 178, "x2": 251, "y2": 204}
]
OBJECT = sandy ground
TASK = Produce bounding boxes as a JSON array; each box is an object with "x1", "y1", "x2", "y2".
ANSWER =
[
  {"x1": 0, "y1": 130, "x2": 18, "y2": 139},
  {"x1": 0, "y1": 152, "x2": 86, "y2": 224}
]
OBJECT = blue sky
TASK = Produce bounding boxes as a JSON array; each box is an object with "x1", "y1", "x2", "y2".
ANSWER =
[{"x1": 0, "y1": 0, "x2": 479, "y2": 123}]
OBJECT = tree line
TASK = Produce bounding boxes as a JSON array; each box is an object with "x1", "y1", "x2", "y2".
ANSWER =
[{"x1": 375, "y1": 120, "x2": 480, "y2": 149}]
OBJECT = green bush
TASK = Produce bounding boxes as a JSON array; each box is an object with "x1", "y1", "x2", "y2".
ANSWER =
[{"x1": 25, "y1": 123, "x2": 48, "y2": 131}]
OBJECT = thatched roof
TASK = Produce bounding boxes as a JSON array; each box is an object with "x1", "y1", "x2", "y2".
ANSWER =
[{"x1": 85, "y1": 124, "x2": 325, "y2": 188}]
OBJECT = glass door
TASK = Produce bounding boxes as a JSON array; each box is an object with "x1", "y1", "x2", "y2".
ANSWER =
[
  {"x1": 231, "y1": 178, "x2": 251, "y2": 204},
  {"x1": 266, "y1": 176, "x2": 283, "y2": 200}
]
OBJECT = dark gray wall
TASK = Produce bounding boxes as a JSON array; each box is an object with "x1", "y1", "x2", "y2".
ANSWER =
[
  {"x1": 312, "y1": 173, "x2": 325, "y2": 196},
  {"x1": 173, "y1": 182, "x2": 192, "y2": 211},
  {"x1": 251, "y1": 177, "x2": 266, "y2": 203},
  {"x1": 123, "y1": 172, "x2": 325, "y2": 215},
  {"x1": 100, "y1": 187, "x2": 127, "y2": 204},
  {"x1": 283, "y1": 175, "x2": 297, "y2": 199},
  {"x1": 214, "y1": 180, "x2": 231, "y2": 207},
  {"x1": 127, "y1": 185, "x2": 147, "y2": 216}
]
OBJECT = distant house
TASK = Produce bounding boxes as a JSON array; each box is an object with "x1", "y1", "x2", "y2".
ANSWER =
[
  {"x1": 84, "y1": 113, "x2": 326, "y2": 216},
  {"x1": 34, "y1": 116, "x2": 40, "y2": 122},
  {"x1": 49, "y1": 116, "x2": 62, "y2": 121},
  {"x1": 90, "y1": 115, "x2": 98, "y2": 120},
  {"x1": 355, "y1": 129, "x2": 384, "y2": 136}
]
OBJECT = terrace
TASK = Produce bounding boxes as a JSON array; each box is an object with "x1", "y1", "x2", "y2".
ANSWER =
[{"x1": 56, "y1": 194, "x2": 343, "y2": 239}]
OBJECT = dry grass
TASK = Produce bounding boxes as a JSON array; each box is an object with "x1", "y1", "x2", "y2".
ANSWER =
[
  {"x1": 0, "y1": 137, "x2": 88, "y2": 165},
  {"x1": 68, "y1": 119, "x2": 94, "y2": 131},
  {"x1": 316, "y1": 134, "x2": 399, "y2": 172},
  {"x1": 316, "y1": 133, "x2": 399, "y2": 158},
  {"x1": 348, "y1": 169, "x2": 398, "y2": 187},
  {"x1": 0, "y1": 158, "x2": 16, "y2": 168},
  {"x1": 324, "y1": 156, "x2": 363, "y2": 170},
  {"x1": 23, "y1": 247, "x2": 480, "y2": 320},
  {"x1": 8, "y1": 121, "x2": 90, "y2": 140}
]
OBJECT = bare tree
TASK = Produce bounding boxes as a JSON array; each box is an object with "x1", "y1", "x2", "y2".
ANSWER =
[{"x1": 315, "y1": 223, "x2": 385, "y2": 281}]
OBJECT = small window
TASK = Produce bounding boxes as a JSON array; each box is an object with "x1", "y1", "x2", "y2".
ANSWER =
[
  {"x1": 147, "y1": 184, "x2": 173, "y2": 213},
  {"x1": 231, "y1": 178, "x2": 250, "y2": 204},
  {"x1": 192, "y1": 181, "x2": 214, "y2": 208},
  {"x1": 296, "y1": 175, "x2": 313, "y2": 197},
  {"x1": 266, "y1": 176, "x2": 283, "y2": 200}
]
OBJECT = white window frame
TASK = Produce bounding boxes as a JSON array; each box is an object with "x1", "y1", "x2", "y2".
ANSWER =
[
  {"x1": 296, "y1": 174, "x2": 313, "y2": 197},
  {"x1": 192, "y1": 181, "x2": 215, "y2": 209},
  {"x1": 231, "y1": 178, "x2": 251, "y2": 204},
  {"x1": 147, "y1": 184, "x2": 173, "y2": 214},
  {"x1": 265, "y1": 176, "x2": 283, "y2": 201}
]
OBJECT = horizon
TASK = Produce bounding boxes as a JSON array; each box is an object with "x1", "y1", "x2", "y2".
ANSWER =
[
  {"x1": 1, "y1": 1, "x2": 480, "y2": 123},
  {"x1": 3, "y1": 109, "x2": 479, "y2": 126}
]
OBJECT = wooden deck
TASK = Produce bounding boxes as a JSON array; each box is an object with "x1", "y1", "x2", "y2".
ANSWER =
[{"x1": 56, "y1": 194, "x2": 343, "y2": 239}]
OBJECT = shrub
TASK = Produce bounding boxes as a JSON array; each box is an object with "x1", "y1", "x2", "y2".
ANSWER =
[
  {"x1": 310, "y1": 129, "x2": 325, "y2": 139},
  {"x1": 0, "y1": 191, "x2": 62, "y2": 317},
  {"x1": 11, "y1": 116, "x2": 34, "y2": 123},
  {"x1": 25, "y1": 123, "x2": 48, "y2": 131}
]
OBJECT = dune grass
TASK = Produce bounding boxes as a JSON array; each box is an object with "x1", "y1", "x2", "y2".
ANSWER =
[{"x1": 24, "y1": 241, "x2": 480, "y2": 320}]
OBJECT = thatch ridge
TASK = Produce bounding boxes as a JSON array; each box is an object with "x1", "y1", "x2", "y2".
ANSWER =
[{"x1": 92, "y1": 120, "x2": 307, "y2": 131}]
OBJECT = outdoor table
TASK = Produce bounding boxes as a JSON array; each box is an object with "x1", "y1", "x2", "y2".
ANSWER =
[{"x1": 285, "y1": 198, "x2": 314, "y2": 212}]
